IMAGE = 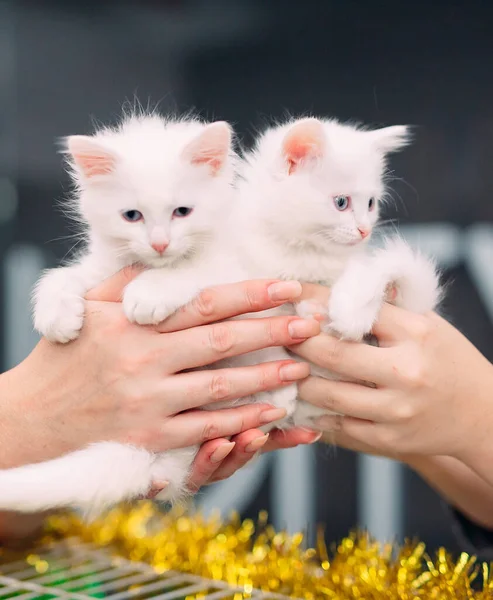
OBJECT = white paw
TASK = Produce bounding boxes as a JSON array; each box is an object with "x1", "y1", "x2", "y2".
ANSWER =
[
  {"x1": 295, "y1": 299, "x2": 329, "y2": 325},
  {"x1": 328, "y1": 289, "x2": 382, "y2": 341},
  {"x1": 123, "y1": 280, "x2": 179, "y2": 325},
  {"x1": 34, "y1": 295, "x2": 85, "y2": 343},
  {"x1": 150, "y1": 451, "x2": 193, "y2": 505}
]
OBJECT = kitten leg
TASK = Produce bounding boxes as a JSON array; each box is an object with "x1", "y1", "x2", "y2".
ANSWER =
[
  {"x1": 327, "y1": 237, "x2": 440, "y2": 341},
  {"x1": 150, "y1": 446, "x2": 198, "y2": 505},
  {"x1": 123, "y1": 269, "x2": 201, "y2": 325},
  {"x1": 33, "y1": 255, "x2": 117, "y2": 343},
  {"x1": 326, "y1": 255, "x2": 387, "y2": 341}
]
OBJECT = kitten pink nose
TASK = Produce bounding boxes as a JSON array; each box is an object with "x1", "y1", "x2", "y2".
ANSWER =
[
  {"x1": 358, "y1": 228, "x2": 370, "y2": 239},
  {"x1": 151, "y1": 241, "x2": 169, "y2": 254}
]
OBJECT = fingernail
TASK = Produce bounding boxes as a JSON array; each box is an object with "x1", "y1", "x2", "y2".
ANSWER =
[
  {"x1": 299, "y1": 428, "x2": 323, "y2": 443},
  {"x1": 279, "y1": 362, "x2": 310, "y2": 381},
  {"x1": 245, "y1": 434, "x2": 269, "y2": 453},
  {"x1": 288, "y1": 319, "x2": 319, "y2": 339},
  {"x1": 316, "y1": 415, "x2": 343, "y2": 431},
  {"x1": 210, "y1": 442, "x2": 235, "y2": 463},
  {"x1": 260, "y1": 407, "x2": 287, "y2": 424},
  {"x1": 268, "y1": 281, "x2": 302, "y2": 301}
]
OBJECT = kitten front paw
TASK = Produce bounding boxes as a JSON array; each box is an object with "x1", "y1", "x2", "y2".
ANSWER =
[
  {"x1": 123, "y1": 279, "x2": 182, "y2": 325},
  {"x1": 295, "y1": 299, "x2": 329, "y2": 326},
  {"x1": 34, "y1": 295, "x2": 85, "y2": 343},
  {"x1": 328, "y1": 290, "x2": 382, "y2": 341}
]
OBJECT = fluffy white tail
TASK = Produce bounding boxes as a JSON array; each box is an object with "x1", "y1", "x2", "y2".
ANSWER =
[{"x1": 0, "y1": 442, "x2": 154, "y2": 517}]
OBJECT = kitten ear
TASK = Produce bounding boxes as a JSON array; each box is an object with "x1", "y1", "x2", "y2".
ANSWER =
[
  {"x1": 181, "y1": 121, "x2": 232, "y2": 175},
  {"x1": 65, "y1": 136, "x2": 117, "y2": 179},
  {"x1": 282, "y1": 118, "x2": 325, "y2": 175},
  {"x1": 369, "y1": 125, "x2": 410, "y2": 154}
]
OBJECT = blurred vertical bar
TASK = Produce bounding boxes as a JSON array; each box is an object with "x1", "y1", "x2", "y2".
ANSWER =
[
  {"x1": 3, "y1": 244, "x2": 44, "y2": 368},
  {"x1": 0, "y1": 0, "x2": 18, "y2": 372},
  {"x1": 464, "y1": 224, "x2": 493, "y2": 324},
  {"x1": 357, "y1": 456, "x2": 403, "y2": 542},
  {"x1": 271, "y1": 445, "x2": 316, "y2": 540}
]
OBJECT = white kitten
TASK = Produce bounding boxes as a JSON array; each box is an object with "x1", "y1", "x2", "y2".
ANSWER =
[
  {"x1": 0, "y1": 113, "x2": 293, "y2": 516},
  {"x1": 233, "y1": 117, "x2": 441, "y2": 427}
]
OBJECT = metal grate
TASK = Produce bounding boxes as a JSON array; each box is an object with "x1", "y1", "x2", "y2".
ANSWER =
[{"x1": 0, "y1": 538, "x2": 295, "y2": 600}]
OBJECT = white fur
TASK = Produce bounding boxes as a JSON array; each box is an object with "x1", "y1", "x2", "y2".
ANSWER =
[
  {"x1": 232, "y1": 117, "x2": 441, "y2": 428},
  {"x1": 0, "y1": 443, "x2": 195, "y2": 519},
  {"x1": 0, "y1": 113, "x2": 294, "y2": 516},
  {"x1": 0, "y1": 113, "x2": 441, "y2": 513},
  {"x1": 327, "y1": 236, "x2": 440, "y2": 341}
]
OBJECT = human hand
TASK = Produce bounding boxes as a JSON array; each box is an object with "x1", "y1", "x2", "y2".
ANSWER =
[
  {"x1": 290, "y1": 284, "x2": 493, "y2": 469},
  {"x1": 188, "y1": 427, "x2": 322, "y2": 489},
  {"x1": 1, "y1": 270, "x2": 319, "y2": 469}
]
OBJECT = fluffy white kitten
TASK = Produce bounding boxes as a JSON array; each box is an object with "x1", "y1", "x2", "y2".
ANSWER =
[
  {"x1": 233, "y1": 117, "x2": 440, "y2": 427},
  {"x1": 0, "y1": 114, "x2": 294, "y2": 516}
]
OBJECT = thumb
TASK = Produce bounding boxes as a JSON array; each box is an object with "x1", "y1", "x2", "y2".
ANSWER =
[{"x1": 85, "y1": 265, "x2": 143, "y2": 302}]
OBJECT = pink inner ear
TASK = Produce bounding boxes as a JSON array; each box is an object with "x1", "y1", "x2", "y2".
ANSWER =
[
  {"x1": 182, "y1": 122, "x2": 231, "y2": 176},
  {"x1": 75, "y1": 154, "x2": 114, "y2": 178},
  {"x1": 67, "y1": 136, "x2": 116, "y2": 179},
  {"x1": 189, "y1": 148, "x2": 225, "y2": 173},
  {"x1": 282, "y1": 119, "x2": 325, "y2": 175}
]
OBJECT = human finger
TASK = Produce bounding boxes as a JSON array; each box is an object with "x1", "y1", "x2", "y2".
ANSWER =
[
  {"x1": 187, "y1": 438, "x2": 236, "y2": 492},
  {"x1": 161, "y1": 316, "x2": 320, "y2": 372},
  {"x1": 298, "y1": 376, "x2": 395, "y2": 422},
  {"x1": 162, "y1": 404, "x2": 287, "y2": 449},
  {"x1": 163, "y1": 361, "x2": 310, "y2": 413},
  {"x1": 290, "y1": 334, "x2": 395, "y2": 386},
  {"x1": 329, "y1": 430, "x2": 392, "y2": 458},
  {"x1": 337, "y1": 417, "x2": 396, "y2": 454},
  {"x1": 371, "y1": 302, "x2": 431, "y2": 343},
  {"x1": 207, "y1": 430, "x2": 269, "y2": 482},
  {"x1": 158, "y1": 279, "x2": 303, "y2": 333},
  {"x1": 263, "y1": 427, "x2": 322, "y2": 451}
]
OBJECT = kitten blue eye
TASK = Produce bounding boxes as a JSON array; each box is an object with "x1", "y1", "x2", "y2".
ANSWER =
[
  {"x1": 122, "y1": 210, "x2": 143, "y2": 222},
  {"x1": 368, "y1": 197, "x2": 375, "y2": 210},
  {"x1": 333, "y1": 195, "x2": 350, "y2": 211},
  {"x1": 172, "y1": 207, "x2": 193, "y2": 218}
]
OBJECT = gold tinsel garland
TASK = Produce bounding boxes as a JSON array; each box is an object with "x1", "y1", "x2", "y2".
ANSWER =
[{"x1": 3, "y1": 502, "x2": 493, "y2": 599}]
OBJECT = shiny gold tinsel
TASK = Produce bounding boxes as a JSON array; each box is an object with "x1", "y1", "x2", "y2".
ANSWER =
[{"x1": 7, "y1": 502, "x2": 493, "y2": 599}]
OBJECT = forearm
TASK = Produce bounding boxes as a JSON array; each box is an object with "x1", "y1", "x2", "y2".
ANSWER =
[
  {"x1": 0, "y1": 366, "x2": 32, "y2": 468},
  {"x1": 325, "y1": 431, "x2": 493, "y2": 530},
  {"x1": 407, "y1": 455, "x2": 493, "y2": 530},
  {"x1": 0, "y1": 354, "x2": 72, "y2": 468}
]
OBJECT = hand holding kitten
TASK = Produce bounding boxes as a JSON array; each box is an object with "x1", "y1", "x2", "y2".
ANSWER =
[{"x1": 291, "y1": 283, "x2": 493, "y2": 482}]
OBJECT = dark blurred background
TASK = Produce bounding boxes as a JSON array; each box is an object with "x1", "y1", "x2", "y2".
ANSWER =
[{"x1": 1, "y1": 0, "x2": 493, "y2": 556}]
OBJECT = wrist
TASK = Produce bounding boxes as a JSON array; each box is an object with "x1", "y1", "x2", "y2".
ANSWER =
[
  {"x1": 0, "y1": 344, "x2": 65, "y2": 467},
  {"x1": 451, "y1": 361, "x2": 493, "y2": 481}
]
